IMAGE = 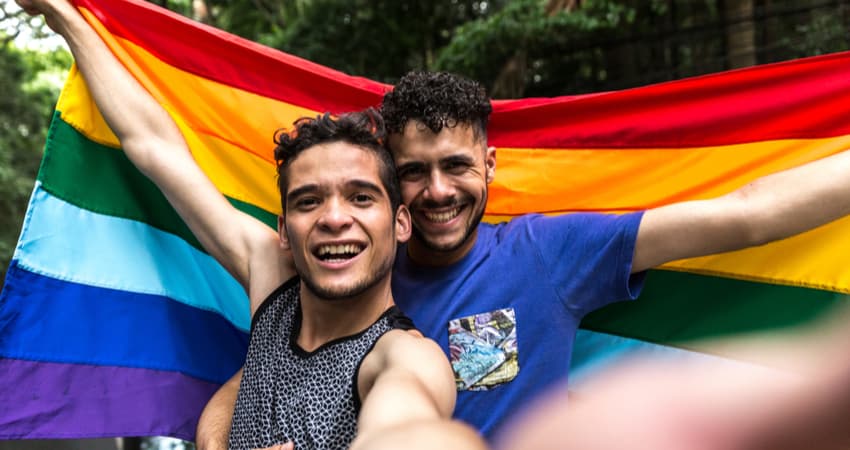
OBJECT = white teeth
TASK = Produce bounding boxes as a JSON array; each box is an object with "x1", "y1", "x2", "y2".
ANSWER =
[
  {"x1": 424, "y1": 208, "x2": 461, "y2": 223},
  {"x1": 317, "y1": 244, "x2": 362, "y2": 256}
]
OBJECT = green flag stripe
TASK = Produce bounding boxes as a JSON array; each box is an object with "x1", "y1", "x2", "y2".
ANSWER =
[
  {"x1": 37, "y1": 112, "x2": 277, "y2": 252},
  {"x1": 582, "y1": 269, "x2": 847, "y2": 344}
]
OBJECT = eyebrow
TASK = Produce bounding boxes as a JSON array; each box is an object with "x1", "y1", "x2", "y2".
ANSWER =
[
  {"x1": 441, "y1": 154, "x2": 475, "y2": 165},
  {"x1": 286, "y1": 179, "x2": 385, "y2": 204},
  {"x1": 396, "y1": 161, "x2": 426, "y2": 172},
  {"x1": 286, "y1": 184, "x2": 319, "y2": 205},
  {"x1": 396, "y1": 154, "x2": 475, "y2": 170},
  {"x1": 347, "y1": 179, "x2": 385, "y2": 196}
]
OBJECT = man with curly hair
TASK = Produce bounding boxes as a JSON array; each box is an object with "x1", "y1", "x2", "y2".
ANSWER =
[
  {"x1": 376, "y1": 70, "x2": 850, "y2": 440},
  {"x1": 199, "y1": 69, "x2": 850, "y2": 447},
  {"x1": 17, "y1": 2, "x2": 488, "y2": 449}
]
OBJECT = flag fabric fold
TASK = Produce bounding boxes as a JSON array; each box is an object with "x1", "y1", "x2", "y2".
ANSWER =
[{"x1": 1, "y1": 0, "x2": 849, "y2": 440}]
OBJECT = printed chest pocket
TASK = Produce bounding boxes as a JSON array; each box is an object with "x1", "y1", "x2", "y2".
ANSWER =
[{"x1": 448, "y1": 307, "x2": 519, "y2": 391}]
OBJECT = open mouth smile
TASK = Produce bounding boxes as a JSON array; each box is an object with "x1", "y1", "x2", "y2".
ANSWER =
[
  {"x1": 422, "y1": 206, "x2": 464, "y2": 224},
  {"x1": 314, "y1": 243, "x2": 365, "y2": 263}
]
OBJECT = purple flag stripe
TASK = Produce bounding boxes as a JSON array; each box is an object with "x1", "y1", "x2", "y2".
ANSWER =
[{"x1": 0, "y1": 358, "x2": 220, "y2": 440}]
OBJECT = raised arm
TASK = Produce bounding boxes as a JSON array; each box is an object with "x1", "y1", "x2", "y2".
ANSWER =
[
  {"x1": 633, "y1": 150, "x2": 850, "y2": 273},
  {"x1": 20, "y1": 0, "x2": 291, "y2": 298},
  {"x1": 351, "y1": 331, "x2": 486, "y2": 450}
]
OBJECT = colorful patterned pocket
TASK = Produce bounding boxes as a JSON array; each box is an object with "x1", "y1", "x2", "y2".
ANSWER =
[{"x1": 448, "y1": 308, "x2": 519, "y2": 391}]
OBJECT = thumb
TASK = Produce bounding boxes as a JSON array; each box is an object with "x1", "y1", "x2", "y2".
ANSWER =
[{"x1": 252, "y1": 444, "x2": 294, "y2": 450}]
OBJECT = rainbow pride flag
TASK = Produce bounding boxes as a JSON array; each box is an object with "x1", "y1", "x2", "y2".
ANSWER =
[{"x1": 2, "y1": 0, "x2": 850, "y2": 440}]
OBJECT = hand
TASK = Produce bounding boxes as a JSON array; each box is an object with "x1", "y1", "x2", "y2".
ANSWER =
[
  {"x1": 498, "y1": 354, "x2": 850, "y2": 450},
  {"x1": 13, "y1": 0, "x2": 75, "y2": 33},
  {"x1": 15, "y1": 0, "x2": 48, "y2": 16},
  {"x1": 253, "y1": 443, "x2": 294, "y2": 450}
]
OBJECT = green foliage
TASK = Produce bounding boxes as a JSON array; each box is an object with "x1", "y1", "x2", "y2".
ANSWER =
[
  {"x1": 790, "y1": 7, "x2": 850, "y2": 57},
  {"x1": 206, "y1": 0, "x2": 510, "y2": 83},
  {"x1": 435, "y1": 0, "x2": 649, "y2": 97},
  {"x1": 0, "y1": 39, "x2": 70, "y2": 279}
]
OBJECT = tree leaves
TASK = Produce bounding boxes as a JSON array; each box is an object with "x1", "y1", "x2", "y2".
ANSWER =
[{"x1": 0, "y1": 38, "x2": 70, "y2": 279}]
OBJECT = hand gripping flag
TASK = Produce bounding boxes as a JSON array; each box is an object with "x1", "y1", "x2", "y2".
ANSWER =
[{"x1": 2, "y1": 0, "x2": 850, "y2": 440}]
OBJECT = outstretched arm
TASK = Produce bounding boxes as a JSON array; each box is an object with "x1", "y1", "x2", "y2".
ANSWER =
[
  {"x1": 351, "y1": 331, "x2": 486, "y2": 450},
  {"x1": 18, "y1": 0, "x2": 291, "y2": 297},
  {"x1": 633, "y1": 150, "x2": 850, "y2": 272},
  {"x1": 498, "y1": 312, "x2": 850, "y2": 450}
]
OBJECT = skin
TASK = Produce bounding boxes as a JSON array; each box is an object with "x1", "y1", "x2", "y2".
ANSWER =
[
  {"x1": 15, "y1": 1, "x2": 485, "y2": 449},
  {"x1": 388, "y1": 123, "x2": 495, "y2": 267},
  {"x1": 279, "y1": 142, "x2": 409, "y2": 350},
  {"x1": 497, "y1": 318, "x2": 850, "y2": 450}
]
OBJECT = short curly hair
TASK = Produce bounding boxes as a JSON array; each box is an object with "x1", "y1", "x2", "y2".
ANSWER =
[
  {"x1": 381, "y1": 71, "x2": 492, "y2": 142},
  {"x1": 273, "y1": 108, "x2": 401, "y2": 213}
]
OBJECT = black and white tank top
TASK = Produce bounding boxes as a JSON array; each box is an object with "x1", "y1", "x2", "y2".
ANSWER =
[{"x1": 228, "y1": 277, "x2": 416, "y2": 450}]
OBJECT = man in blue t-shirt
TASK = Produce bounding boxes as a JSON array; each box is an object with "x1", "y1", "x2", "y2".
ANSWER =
[
  {"x1": 197, "y1": 70, "x2": 850, "y2": 447},
  {"x1": 377, "y1": 70, "x2": 850, "y2": 440}
]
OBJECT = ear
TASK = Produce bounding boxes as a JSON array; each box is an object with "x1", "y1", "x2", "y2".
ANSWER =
[
  {"x1": 277, "y1": 215, "x2": 291, "y2": 250},
  {"x1": 485, "y1": 146, "x2": 496, "y2": 184},
  {"x1": 395, "y1": 205, "x2": 412, "y2": 244}
]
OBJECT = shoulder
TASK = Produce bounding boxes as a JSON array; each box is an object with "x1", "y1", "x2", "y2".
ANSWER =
[
  {"x1": 368, "y1": 329, "x2": 454, "y2": 398},
  {"x1": 370, "y1": 329, "x2": 445, "y2": 372},
  {"x1": 504, "y1": 211, "x2": 644, "y2": 238},
  {"x1": 517, "y1": 211, "x2": 642, "y2": 227},
  {"x1": 358, "y1": 328, "x2": 448, "y2": 398},
  {"x1": 375, "y1": 329, "x2": 431, "y2": 354}
]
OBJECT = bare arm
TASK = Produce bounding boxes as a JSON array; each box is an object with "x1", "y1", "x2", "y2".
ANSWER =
[
  {"x1": 498, "y1": 313, "x2": 850, "y2": 450},
  {"x1": 351, "y1": 331, "x2": 485, "y2": 450},
  {"x1": 633, "y1": 150, "x2": 850, "y2": 272},
  {"x1": 22, "y1": 0, "x2": 291, "y2": 296},
  {"x1": 196, "y1": 368, "x2": 242, "y2": 450}
]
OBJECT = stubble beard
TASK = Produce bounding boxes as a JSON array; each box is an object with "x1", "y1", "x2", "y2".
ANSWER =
[
  {"x1": 300, "y1": 251, "x2": 395, "y2": 302},
  {"x1": 412, "y1": 189, "x2": 487, "y2": 254}
]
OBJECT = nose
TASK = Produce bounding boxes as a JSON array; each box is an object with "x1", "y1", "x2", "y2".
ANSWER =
[
  {"x1": 424, "y1": 169, "x2": 455, "y2": 203},
  {"x1": 317, "y1": 198, "x2": 353, "y2": 232}
]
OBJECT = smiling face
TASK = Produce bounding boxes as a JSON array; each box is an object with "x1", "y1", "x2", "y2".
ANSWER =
[
  {"x1": 389, "y1": 121, "x2": 495, "y2": 266},
  {"x1": 279, "y1": 141, "x2": 410, "y2": 302}
]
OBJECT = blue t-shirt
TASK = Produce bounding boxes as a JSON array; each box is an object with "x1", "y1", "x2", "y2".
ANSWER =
[{"x1": 392, "y1": 212, "x2": 645, "y2": 439}]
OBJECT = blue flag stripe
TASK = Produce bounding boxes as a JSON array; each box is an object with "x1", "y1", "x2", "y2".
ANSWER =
[
  {"x1": 0, "y1": 260, "x2": 249, "y2": 384},
  {"x1": 14, "y1": 184, "x2": 251, "y2": 331}
]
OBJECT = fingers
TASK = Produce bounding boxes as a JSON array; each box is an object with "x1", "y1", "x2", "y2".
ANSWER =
[
  {"x1": 252, "y1": 442, "x2": 294, "y2": 450},
  {"x1": 14, "y1": 0, "x2": 47, "y2": 18},
  {"x1": 15, "y1": 0, "x2": 38, "y2": 15}
]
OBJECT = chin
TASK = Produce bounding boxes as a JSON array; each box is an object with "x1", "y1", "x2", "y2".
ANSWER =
[
  {"x1": 431, "y1": 240, "x2": 465, "y2": 252},
  {"x1": 419, "y1": 232, "x2": 469, "y2": 253},
  {"x1": 301, "y1": 276, "x2": 354, "y2": 300},
  {"x1": 302, "y1": 269, "x2": 389, "y2": 302}
]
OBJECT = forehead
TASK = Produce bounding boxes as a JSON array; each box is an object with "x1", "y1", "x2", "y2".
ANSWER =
[
  {"x1": 286, "y1": 142, "x2": 384, "y2": 193},
  {"x1": 389, "y1": 121, "x2": 482, "y2": 163}
]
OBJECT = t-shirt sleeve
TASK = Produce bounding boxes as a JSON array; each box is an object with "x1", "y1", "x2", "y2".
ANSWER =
[{"x1": 524, "y1": 211, "x2": 646, "y2": 317}]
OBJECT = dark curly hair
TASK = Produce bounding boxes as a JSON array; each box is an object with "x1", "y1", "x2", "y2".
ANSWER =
[
  {"x1": 273, "y1": 108, "x2": 401, "y2": 213},
  {"x1": 380, "y1": 71, "x2": 492, "y2": 142}
]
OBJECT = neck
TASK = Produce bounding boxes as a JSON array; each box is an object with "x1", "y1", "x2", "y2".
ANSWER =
[
  {"x1": 407, "y1": 229, "x2": 478, "y2": 267},
  {"x1": 296, "y1": 276, "x2": 394, "y2": 352}
]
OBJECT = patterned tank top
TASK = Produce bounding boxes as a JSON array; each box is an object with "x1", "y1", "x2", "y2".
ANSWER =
[{"x1": 228, "y1": 277, "x2": 416, "y2": 450}]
